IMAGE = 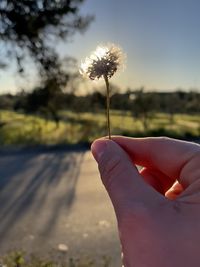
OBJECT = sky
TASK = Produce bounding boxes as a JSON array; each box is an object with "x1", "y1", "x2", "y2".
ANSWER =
[{"x1": 1, "y1": 0, "x2": 200, "y2": 94}]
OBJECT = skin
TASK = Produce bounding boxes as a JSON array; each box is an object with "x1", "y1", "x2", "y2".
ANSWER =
[{"x1": 91, "y1": 136, "x2": 200, "y2": 267}]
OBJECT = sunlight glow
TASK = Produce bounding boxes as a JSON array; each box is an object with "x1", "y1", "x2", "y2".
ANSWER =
[{"x1": 93, "y1": 46, "x2": 108, "y2": 59}]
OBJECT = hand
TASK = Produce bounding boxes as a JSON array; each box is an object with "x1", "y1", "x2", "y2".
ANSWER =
[{"x1": 91, "y1": 136, "x2": 200, "y2": 267}]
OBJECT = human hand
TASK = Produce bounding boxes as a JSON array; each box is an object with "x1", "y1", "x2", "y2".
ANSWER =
[{"x1": 91, "y1": 136, "x2": 200, "y2": 267}]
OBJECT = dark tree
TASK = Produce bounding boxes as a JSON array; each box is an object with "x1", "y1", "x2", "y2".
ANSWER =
[
  {"x1": 132, "y1": 88, "x2": 157, "y2": 131},
  {"x1": 0, "y1": 0, "x2": 93, "y2": 126},
  {"x1": 0, "y1": 0, "x2": 93, "y2": 79}
]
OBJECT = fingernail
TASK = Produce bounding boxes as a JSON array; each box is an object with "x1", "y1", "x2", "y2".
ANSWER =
[{"x1": 91, "y1": 140, "x2": 108, "y2": 162}]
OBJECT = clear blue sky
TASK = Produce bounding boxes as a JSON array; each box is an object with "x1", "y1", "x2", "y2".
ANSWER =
[{"x1": 1, "y1": 0, "x2": 200, "y2": 93}]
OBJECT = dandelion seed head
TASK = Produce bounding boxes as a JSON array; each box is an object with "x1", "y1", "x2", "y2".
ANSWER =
[{"x1": 80, "y1": 44, "x2": 125, "y2": 80}]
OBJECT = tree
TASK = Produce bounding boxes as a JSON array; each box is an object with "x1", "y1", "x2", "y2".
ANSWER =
[
  {"x1": 186, "y1": 91, "x2": 200, "y2": 114},
  {"x1": 0, "y1": 0, "x2": 93, "y2": 79},
  {"x1": 132, "y1": 88, "x2": 157, "y2": 131},
  {"x1": 0, "y1": 0, "x2": 93, "y2": 127}
]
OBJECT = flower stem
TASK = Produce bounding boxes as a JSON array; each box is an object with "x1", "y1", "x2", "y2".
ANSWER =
[{"x1": 104, "y1": 75, "x2": 111, "y2": 139}]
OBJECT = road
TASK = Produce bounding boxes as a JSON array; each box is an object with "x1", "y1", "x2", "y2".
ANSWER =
[{"x1": 0, "y1": 147, "x2": 121, "y2": 266}]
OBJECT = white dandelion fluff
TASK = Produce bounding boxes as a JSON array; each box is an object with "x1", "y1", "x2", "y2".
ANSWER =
[{"x1": 80, "y1": 44, "x2": 125, "y2": 80}]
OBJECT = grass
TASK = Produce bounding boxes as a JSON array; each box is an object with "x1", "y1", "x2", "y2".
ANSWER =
[
  {"x1": 0, "y1": 251, "x2": 111, "y2": 267},
  {"x1": 0, "y1": 110, "x2": 199, "y2": 146}
]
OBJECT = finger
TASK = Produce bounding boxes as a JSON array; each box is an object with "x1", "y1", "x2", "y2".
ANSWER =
[
  {"x1": 91, "y1": 139, "x2": 162, "y2": 218},
  {"x1": 165, "y1": 181, "x2": 184, "y2": 200},
  {"x1": 140, "y1": 167, "x2": 174, "y2": 194},
  {"x1": 112, "y1": 136, "x2": 200, "y2": 188}
]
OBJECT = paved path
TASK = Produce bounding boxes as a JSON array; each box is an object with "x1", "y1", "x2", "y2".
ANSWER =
[{"x1": 0, "y1": 148, "x2": 121, "y2": 266}]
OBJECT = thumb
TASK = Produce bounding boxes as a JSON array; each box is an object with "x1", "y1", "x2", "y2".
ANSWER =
[{"x1": 91, "y1": 139, "x2": 158, "y2": 219}]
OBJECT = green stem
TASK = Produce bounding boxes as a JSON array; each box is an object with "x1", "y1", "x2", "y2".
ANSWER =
[{"x1": 104, "y1": 75, "x2": 111, "y2": 139}]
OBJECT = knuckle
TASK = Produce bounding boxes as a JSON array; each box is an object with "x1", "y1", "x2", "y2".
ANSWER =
[
  {"x1": 117, "y1": 201, "x2": 152, "y2": 229},
  {"x1": 117, "y1": 199, "x2": 166, "y2": 230},
  {"x1": 179, "y1": 149, "x2": 200, "y2": 187},
  {"x1": 158, "y1": 136, "x2": 171, "y2": 143},
  {"x1": 99, "y1": 155, "x2": 121, "y2": 187}
]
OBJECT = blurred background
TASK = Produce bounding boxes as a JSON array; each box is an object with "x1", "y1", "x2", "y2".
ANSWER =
[{"x1": 0, "y1": 0, "x2": 199, "y2": 266}]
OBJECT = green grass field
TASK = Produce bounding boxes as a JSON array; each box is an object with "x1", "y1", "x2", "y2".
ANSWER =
[{"x1": 0, "y1": 110, "x2": 199, "y2": 145}]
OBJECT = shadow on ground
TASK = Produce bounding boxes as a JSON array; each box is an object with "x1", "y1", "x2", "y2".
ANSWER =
[{"x1": 0, "y1": 148, "x2": 85, "y2": 243}]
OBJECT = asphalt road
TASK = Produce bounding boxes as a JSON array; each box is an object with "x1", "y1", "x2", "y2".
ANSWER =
[{"x1": 0, "y1": 147, "x2": 121, "y2": 266}]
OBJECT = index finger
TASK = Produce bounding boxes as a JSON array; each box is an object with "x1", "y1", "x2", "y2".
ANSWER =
[{"x1": 112, "y1": 136, "x2": 200, "y2": 188}]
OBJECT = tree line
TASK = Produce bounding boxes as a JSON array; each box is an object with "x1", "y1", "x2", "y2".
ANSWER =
[{"x1": 0, "y1": 88, "x2": 199, "y2": 128}]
